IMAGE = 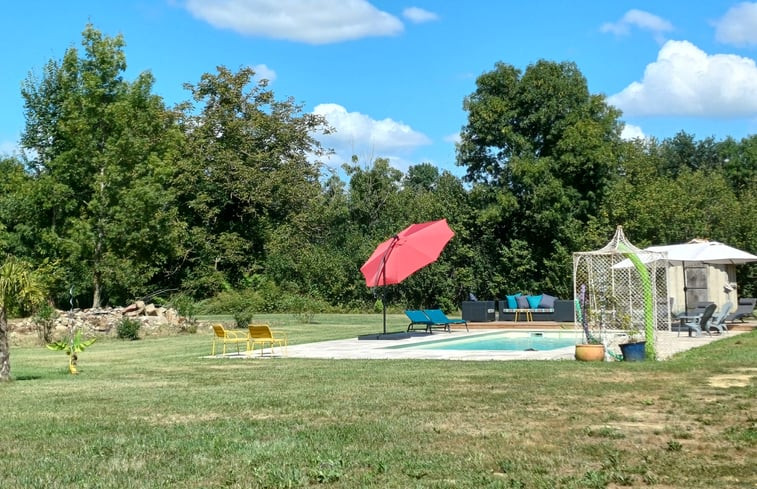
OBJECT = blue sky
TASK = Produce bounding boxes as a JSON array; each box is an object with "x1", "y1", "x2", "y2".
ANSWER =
[{"x1": 2, "y1": 1, "x2": 757, "y2": 177}]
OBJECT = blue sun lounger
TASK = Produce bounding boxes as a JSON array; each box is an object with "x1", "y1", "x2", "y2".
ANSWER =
[
  {"x1": 405, "y1": 310, "x2": 434, "y2": 333},
  {"x1": 424, "y1": 309, "x2": 469, "y2": 332}
]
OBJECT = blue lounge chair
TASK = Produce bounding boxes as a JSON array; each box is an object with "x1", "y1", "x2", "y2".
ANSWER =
[
  {"x1": 405, "y1": 310, "x2": 434, "y2": 333},
  {"x1": 424, "y1": 309, "x2": 469, "y2": 332},
  {"x1": 684, "y1": 303, "x2": 717, "y2": 337}
]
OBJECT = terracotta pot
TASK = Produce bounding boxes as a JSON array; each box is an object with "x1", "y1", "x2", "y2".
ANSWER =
[{"x1": 574, "y1": 343, "x2": 605, "y2": 362}]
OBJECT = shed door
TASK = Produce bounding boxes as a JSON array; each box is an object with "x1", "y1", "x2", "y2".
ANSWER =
[{"x1": 684, "y1": 265, "x2": 708, "y2": 312}]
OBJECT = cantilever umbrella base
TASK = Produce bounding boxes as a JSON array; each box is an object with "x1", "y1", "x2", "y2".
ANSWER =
[{"x1": 358, "y1": 331, "x2": 431, "y2": 341}]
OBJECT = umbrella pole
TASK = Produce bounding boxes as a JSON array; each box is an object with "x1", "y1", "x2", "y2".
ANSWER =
[
  {"x1": 382, "y1": 288, "x2": 387, "y2": 335},
  {"x1": 682, "y1": 262, "x2": 688, "y2": 314}
]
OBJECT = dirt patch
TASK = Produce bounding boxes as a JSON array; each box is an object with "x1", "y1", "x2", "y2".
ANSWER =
[{"x1": 707, "y1": 367, "x2": 756, "y2": 388}]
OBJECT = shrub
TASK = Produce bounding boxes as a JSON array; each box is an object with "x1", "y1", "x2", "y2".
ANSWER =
[
  {"x1": 117, "y1": 318, "x2": 141, "y2": 340},
  {"x1": 197, "y1": 289, "x2": 264, "y2": 315},
  {"x1": 33, "y1": 302, "x2": 58, "y2": 344},
  {"x1": 282, "y1": 295, "x2": 330, "y2": 323},
  {"x1": 170, "y1": 293, "x2": 197, "y2": 320},
  {"x1": 233, "y1": 308, "x2": 254, "y2": 329},
  {"x1": 169, "y1": 293, "x2": 199, "y2": 334}
]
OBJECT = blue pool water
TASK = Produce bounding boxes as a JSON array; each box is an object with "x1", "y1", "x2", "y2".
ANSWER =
[{"x1": 387, "y1": 331, "x2": 578, "y2": 351}]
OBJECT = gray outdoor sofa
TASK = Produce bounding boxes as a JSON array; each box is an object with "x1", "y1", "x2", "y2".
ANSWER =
[
  {"x1": 461, "y1": 297, "x2": 575, "y2": 322},
  {"x1": 497, "y1": 298, "x2": 575, "y2": 322}
]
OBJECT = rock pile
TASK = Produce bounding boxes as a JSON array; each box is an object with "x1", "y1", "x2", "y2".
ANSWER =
[{"x1": 15, "y1": 301, "x2": 192, "y2": 341}]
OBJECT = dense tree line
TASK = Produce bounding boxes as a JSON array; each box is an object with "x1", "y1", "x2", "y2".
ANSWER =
[{"x1": 1, "y1": 26, "x2": 754, "y2": 314}]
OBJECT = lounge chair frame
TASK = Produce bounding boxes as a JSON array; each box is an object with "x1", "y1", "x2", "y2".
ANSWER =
[
  {"x1": 423, "y1": 309, "x2": 469, "y2": 332},
  {"x1": 725, "y1": 298, "x2": 756, "y2": 323},
  {"x1": 405, "y1": 310, "x2": 434, "y2": 333},
  {"x1": 684, "y1": 303, "x2": 717, "y2": 337},
  {"x1": 247, "y1": 323, "x2": 288, "y2": 357},
  {"x1": 211, "y1": 324, "x2": 249, "y2": 356}
]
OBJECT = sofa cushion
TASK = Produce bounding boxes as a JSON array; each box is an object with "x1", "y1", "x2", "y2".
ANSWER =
[
  {"x1": 526, "y1": 295, "x2": 542, "y2": 309},
  {"x1": 506, "y1": 293, "x2": 522, "y2": 309},
  {"x1": 539, "y1": 293, "x2": 556, "y2": 308},
  {"x1": 516, "y1": 295, "x2": 530, "y2": 309}
]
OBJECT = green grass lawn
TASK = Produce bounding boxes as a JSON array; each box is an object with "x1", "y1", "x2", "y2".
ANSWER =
[{"x1": 2, "y1": 314, "x2": 755, "y2": 488}]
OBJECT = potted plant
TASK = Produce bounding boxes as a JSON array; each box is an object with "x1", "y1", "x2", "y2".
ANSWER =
[
  {"x1": 618, "y1": 314, "x2": 646, "y2": 361},
  {"x1": 575, "y1": 314, "x2": 605, "y2": 361},
  {"x1": 574, "y1": 286, "x2": 606, "y2": 361}
]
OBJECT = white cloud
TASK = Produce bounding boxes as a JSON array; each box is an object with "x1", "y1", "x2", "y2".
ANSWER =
[
  {"x1": 402, "y1": 7, "x2": 438, "y2": 24},
  {"x1": 443, "y1": 132, "x2": 460, "y2": 144},
  {"x1": 608, "y1": 40, "x2": 757, "y2": 117},
  {"x1": 313, "y1": 103, "x2": 431, "y2": 155},
  {"x1": 600, "y1": 9, "x2": 673, "y2": 42},
  {"x1": 715, "y1": 2, "x2": 757, "y2": 46},
  {"x1": 184, "y1": 0, "x2": 403, "y2": 44},
  {"x1": 620, "y1": 123, "x2": 645, "y2": 140},
  {"x1": 252, "y1": 64, "x2": 276, "y2": 83}
]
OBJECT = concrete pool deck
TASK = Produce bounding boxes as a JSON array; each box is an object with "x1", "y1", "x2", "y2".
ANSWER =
[{"x1": 213, "y1": 328, "x2": 750, "y2": 361}]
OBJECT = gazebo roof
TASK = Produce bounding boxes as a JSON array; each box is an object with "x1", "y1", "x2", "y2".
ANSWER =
[{"x1": 575, "y1": 225, "x2": 645, "y2": 256}]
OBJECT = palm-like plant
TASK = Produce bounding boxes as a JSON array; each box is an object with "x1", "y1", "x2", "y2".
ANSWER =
[
  {"x1": 47, "y1": 328, "x2": 96, "y2": 374},
  {"x1": 0, "y1": 258, "x2": 44, "y2": 381}
]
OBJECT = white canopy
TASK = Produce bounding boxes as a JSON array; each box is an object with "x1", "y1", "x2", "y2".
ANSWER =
[
  {"x1": 646, "y1": 240, "x2": 757, "y2": 265},
  {"x1": 614, "y1": 239, "x2": 757, "y2": 268}
]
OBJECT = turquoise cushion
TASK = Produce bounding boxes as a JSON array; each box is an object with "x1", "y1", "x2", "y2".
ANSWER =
[
  {"x1": 526, "y1": 295, "x2": 542, "y2": 309},
  {"x1": 506, "y1": 293, "x2": 522, "y2": 309}
]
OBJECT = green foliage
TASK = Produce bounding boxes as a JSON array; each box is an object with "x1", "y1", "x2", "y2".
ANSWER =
[
  {"x1": 198, "y1": 289, "x2": 264, "y2": 315},
  {"x1": 0, "y1": 257, "x2": 46, "y2": 381},
  {"x1": 169, "y1": 293, "x2": 199, "y2": 333},
  {"x1": 116, "y1": 318, "x2": 141, "y2": 340},
  {"x1": 199, "y1": 286, "x2": 333, "y2": 321},
  {"x1": 281, "y1": 295, "x2": 328, "y2": 324},
  {"x1": 46, "y1": 328, "x2": 96, "y2": 374},
  {"x1": 456, "y1": 60, "x2": 624, "y2": 297},
  {"x1": 20, "y1": 24, "x2": 185, "y2": 308},
  {"x1": 32, "y1": 302, "x2": 57, "y2": 344},
  {"x1": 4, "y1": 24, "x2": 755, "y2": 316},
  {"x1": 169, "y1": 293, "x2": 196, "y2": 319},
  {"x1": 174, "y1": 64, "x2": 329, "y2": 292},
  {"x1": 232, "y1": 308, "x2": 254, "y2": 329}
]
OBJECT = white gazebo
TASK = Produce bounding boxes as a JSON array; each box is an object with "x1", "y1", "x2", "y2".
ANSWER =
[{"x1": 573, "y1": 226, "x2": 669, "y2": 359}]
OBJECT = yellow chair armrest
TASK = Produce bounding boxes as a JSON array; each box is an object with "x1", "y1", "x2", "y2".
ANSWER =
[{"x1": 226, "y1": 330, "x2": 247, "y2": 339}]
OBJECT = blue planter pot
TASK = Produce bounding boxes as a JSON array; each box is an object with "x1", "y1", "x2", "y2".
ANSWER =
[{"x1": 619, "y1": 341, "x2": 646, "y2": 361}]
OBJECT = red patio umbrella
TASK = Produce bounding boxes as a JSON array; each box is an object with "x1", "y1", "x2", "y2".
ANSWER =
[{"x1": 360, "y1": 219, "x2": 455, "y2": 334}]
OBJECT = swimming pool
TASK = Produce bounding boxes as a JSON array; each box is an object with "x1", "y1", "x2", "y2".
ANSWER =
[{"x1": 386, "y1": 331, "x2": 579, "y2": 351}]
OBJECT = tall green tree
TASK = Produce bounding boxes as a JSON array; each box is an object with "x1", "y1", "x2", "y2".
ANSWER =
[
  {"x1": 0, "y1": 258, "x2": 44, "y2": 381},
  {"x1": 175, "y1": 66, "x2": 330, "y2": 295},
  {"x1": 456, "y1": 60, "x2": 623, "y2": 296},
  {"x1": 20, "y1": 25, "x2": 184, "y2": 307}
]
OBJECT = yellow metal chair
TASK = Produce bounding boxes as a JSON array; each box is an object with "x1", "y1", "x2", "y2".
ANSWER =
[
  {"x1": 211, "y1": 324, "x2": 249, "y2": 356},
  {"x1": 247, "y1": 323, "x2": 288, "y2": 357}
]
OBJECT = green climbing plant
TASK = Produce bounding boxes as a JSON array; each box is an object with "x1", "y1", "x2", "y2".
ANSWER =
[{"x1": 620, "y1": 249, "x2": 656, "y2": 360}]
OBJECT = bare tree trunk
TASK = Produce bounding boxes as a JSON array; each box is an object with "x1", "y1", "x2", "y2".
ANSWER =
[
  {"x1": 0, "y1": 307, "x2": 11, "y2": 382},
  {"x1": 91, "y1": 165, "x2": 106, "y2": 310},
  {"x1": 92, "y1": 271, "x2": 102, "y2": 309}
]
